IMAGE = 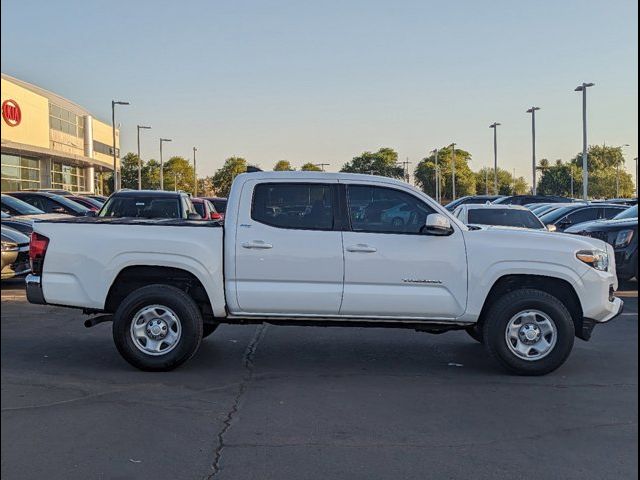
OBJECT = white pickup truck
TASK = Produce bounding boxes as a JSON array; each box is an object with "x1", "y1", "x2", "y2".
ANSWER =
[{"x1": 26, "y1": 172, "x2": 623, "y2": 375}]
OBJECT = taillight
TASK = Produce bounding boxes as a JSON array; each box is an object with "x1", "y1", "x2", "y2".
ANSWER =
[
  {"x1": 211, "y1": 212, "x2": 222, "y2": 220},
  {"x1": 30, "y1": 232, "x2": 49, "y2": 275}
]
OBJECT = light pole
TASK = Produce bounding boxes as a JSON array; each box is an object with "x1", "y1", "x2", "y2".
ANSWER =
[
  {"x1": 193, "y1": 147, "x2": 198, "y2": 196},
  {"x1": 489, "y1": 123, "x2": 500, "y2": 194},
  {"x1": 159, "y1": 138, "x2": 172, "y2": 190},
  {"x1": 485, "y1": 167, "x2": 489, "y2": 195},
  {"x1": 450, "y1": 143, "x2": 457, "y2": 201},
  {"x1": 526, "y1": 107, "x2": 540, "y2": 195},
  {"x1": 431, "y1": 148, "x2": 440, "y2": 203},
  {"x1": 136, "y1": 125, "x2": 151, "y2": 190},
  {"x1": 111, "y1": 100, "x2": 129, "y2": 191},
  {"x1": 575, "y1": 83, "x2": 595, "y2": 200}
]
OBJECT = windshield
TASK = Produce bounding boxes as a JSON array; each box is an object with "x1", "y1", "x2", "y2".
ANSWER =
[
  {"x1": 192, "y1": 202, "x2": 205, "y2": 217},
  {"x1": 1, "y1": 195, "x2": 45, "y2": 215},
  {"x1": 99, "y1": 196, "x2": 183, "y2": 218},
  {"x1": 468, "y1": 208, "x2": 544, "y2": 229},
  {"x1": 539, "y1": 206, "x2": 576, "y2": 224},
  {"x1": 614, "y1": 205, "x2": 637, "y2": 219},
  {"x1": 211, "y1": 199, "x2": 227, "y2": 213},
  {"x1": 50, "y1": 194, "x2": 90, "y2": 213}
]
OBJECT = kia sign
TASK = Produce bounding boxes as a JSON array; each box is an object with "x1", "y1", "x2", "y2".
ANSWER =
[{"x1": 2, "y1": 99, "x2": 22, "y2": 127}]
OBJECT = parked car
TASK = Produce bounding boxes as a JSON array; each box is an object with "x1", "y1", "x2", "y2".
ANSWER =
[
  {"x1": 98, "y1": 190, "x2": 201, "y2": 219},
  {"x1": 565, "y1": 205, "x2": 638, "y2": 281},
  {"x1": 452, "y1": 204, "x2": 548, "y2": 230},
  {"x1": 67, "y1": 195, "x2": 104, "y2": 211},
  {"x1": 444, "y1": 195, "x2": 505, "y2": 211},
  {"x1": 22, "y1": 188, "x2": 72, "y2": 195},
  {"x1": 8, "y1": 191, "x2": 91, "y2": 217},
  {"x1": 1, "y1": 212, "x2": 34, "y2": 236},
  {"x1": 1, "y1": 225, "x2": 30, "y2": 280},
  {"x1": 596, "y1": 198, "x2": 638, "y2": 206},
  {"x1": 202, "y1": 197, "x2": 228, "y2": 220},
  {"x1": 493, "y1": 195, "x2": 573, "y2": 206},
  {"x1": 539, "y1": 203, "x2": 629, "y2": 232},
  {"x1": 27, "y1": 171, "x2": 623, "y2": 375},
  {"x1": 531, "y1": 203, "x2": 580, "y2": 217},
  {"x1": 1, "y1": 194, "x2": 46, "y2": 216},
  {"x1": 85, "y1": 194, "x2": 108, "y2": 203},
  {"x1": 191, "y1": 198, "x2": 223, "y2": 221}
]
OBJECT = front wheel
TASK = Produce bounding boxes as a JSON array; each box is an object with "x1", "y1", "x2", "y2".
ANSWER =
[
  {"x1": 482, "y1": 288, "x2": 575, "y2": 376},
  {"x1": 112, "y1": 284, "x2": 203, "y2": 371}
]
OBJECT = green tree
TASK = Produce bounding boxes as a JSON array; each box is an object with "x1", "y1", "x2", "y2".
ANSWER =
[
  {"x1": 274, "y1": 160, "x2": 295, "y2": 171},
  {"x1": 301, "y1": 162, "x2": 322, "y2": 171},
  {"x1": 475, "y1": 167, "x2": 529, "y2": 195},
  {"x1": 119, "y1": 152, "x2": 141, "y2": 189},
  {"x1": 142, "y1": 159, "x2": 161, "y2": 190},
  {"x1": 538, "y1": 146, "x2": 634, "y2": 198},
  {"x1": 211, "y1": 157, "x2": 248, "y2": 197},
  {"x1": 163, "y1": 156, "x2": 195, "y2": 193},
  {"x1": 567, "y1": 145, "x2": 634, "y2": 198},
  {"x1": 341, "y1": 147, "x2": 404, "y2": 178},
  {"x1": 414, "y1": 146, "x2": 476, "y2": 201}
]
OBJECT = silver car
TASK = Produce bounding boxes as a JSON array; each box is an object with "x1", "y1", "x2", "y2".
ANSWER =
[{"x1": 1, "y1": 226, "x2": 30, "y2": 279}]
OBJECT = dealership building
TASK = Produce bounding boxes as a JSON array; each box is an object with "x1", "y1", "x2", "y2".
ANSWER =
[{"x1": 1, "y1": 73, "x2": 120, "y2": 194}]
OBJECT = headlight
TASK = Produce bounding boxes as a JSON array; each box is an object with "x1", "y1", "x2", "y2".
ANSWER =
[
  {"x1": 576, "y1": 249, "x2": 609, "y2": 271},
  {"x1": 614, "y1": 229, "x2": 634, "y2": 248},
  {"x1": 1, "y1": 242, "x2": 18, "y2": 252}
]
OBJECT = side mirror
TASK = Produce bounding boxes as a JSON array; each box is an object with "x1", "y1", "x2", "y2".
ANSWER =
[
  {"x1": 187, "y1": 212, "x2": 202, "y2": 220},
  {"x1": 546, "y1": 224, "x2": 557, "y2": 232},
  {"x1": 422, "y1": 213, "x2": 453, "y2": 236}
]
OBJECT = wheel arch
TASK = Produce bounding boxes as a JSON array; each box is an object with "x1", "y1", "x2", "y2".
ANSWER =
[
  {"x1": 477, "y1": 274, "x2": 584, "y2": 339},
  {"x1": 104, "y1": 265, "x2": 216, "y2": 323}
]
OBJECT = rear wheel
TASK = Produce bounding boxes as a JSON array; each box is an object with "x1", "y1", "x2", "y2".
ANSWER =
[
  {"x1": 112, "y1": 284, "x2": 203, "y2": 371},
  {"x1": 482, "y1": 288, "x2": 574, "y2": 376}
]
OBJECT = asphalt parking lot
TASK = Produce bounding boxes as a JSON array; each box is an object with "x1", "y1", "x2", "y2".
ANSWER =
[{"x1": 1, "y1": 279, "x2": 637, "y2": 480}]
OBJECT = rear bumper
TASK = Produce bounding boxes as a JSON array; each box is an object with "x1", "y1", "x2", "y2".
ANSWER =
[{"x1": 25, "y1": 274, "x2": 46, "y2": 305}]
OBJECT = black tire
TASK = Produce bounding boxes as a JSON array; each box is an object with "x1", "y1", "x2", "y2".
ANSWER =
[
  {"x1": 112, "y1": 284, "x2": 203, "y2": 371},
  {"x1": 482, "y1": 288, "x2": 575, "y2": 376},
  {"x1": 203, "y1": 323, "x2": 220, "y2": 339},
  {"x1": 465, "y1": 324, "x2": 484, "y2": 343}
]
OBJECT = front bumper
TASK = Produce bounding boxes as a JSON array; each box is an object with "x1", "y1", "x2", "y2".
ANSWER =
[
  {"x1": 25, "y1": 274, "x2": 46, "y2": 305},
  {"x1": 578, "y1": 297, "x2": 624, "y2": 341}
]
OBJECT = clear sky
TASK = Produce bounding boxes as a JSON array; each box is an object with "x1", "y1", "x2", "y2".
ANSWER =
[{"x1": 2, "y1": 0, "x2": 638, "y2": 181}]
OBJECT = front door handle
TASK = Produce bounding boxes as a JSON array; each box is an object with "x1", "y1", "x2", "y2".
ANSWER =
[
  {"x1": 346, "y1": 244, "x2": 377, "y2": 253},
  {"x1": 241, "y1": 240, "x2": 273, "y2": 249}
]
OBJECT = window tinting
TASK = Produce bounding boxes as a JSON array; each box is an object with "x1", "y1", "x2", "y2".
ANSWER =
[
  {"x1": 347, "y1": 185, "x2": 434, "y2": 234},
  {"x1": 565, "y1": 207, "x2": 600, "y2": 225},
  {"x1": 252, "y1": 183, "x2": 333, "y2": 230},
  {"x1": 212, "y1": 199, "x2": 227, "y2": 213},
  {"x1": 467, "y1": 209, "x2": 544, "y2": 229},
  {"x1": 99, "y1": 196, "x2": 182, "y2": 219},
  {"x1": 604, "y1": 207, "x2": 626, "y2": 218}
]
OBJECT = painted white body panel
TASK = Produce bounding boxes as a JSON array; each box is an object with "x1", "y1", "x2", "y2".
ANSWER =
[
  {"x1": 35, "y1": 172, "x2": 620, "y2": 327},
  {"x1": 35, "y1": 222, "x2": 225, "y2": 317}
]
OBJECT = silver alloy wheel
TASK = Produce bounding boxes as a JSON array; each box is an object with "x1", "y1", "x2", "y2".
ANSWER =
[
  {"x1": 130, "y1": 304, "x2": 182, "y2": 356},
  {"x1": 505, "y1": 309, "x2": 557, "y2": 361}
]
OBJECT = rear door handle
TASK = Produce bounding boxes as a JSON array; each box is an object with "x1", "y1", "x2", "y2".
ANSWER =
[
  {"x1": 346, "y1": 244, "x2": 377, "y2": 253},
  {"x1": 241, "y1": 240, "x2": 273, "y2": 249}
]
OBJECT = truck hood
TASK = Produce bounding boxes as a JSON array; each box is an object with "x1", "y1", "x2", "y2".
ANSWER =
[{"x1": 468, "y1": 224, "x2": 609, "y2": 252}]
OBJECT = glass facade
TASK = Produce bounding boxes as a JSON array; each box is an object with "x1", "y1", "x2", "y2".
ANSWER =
[
  {"x1": 1, "y1": 153, "x2": 41, "y2": 191},
  {"x1": 51, "y1": 162, "x2": 86, "y2": 192},
  {"x1": 49, "y1": 103, "x2": 84, "y2": 137},
  {"x1": 93, "y1": 140, "x2": 119, "y2": 157}
]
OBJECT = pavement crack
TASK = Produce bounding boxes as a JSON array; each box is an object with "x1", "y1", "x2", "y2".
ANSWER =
[{"x1": 207, "y1": 324, "x2": 267, "y2": 479}]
